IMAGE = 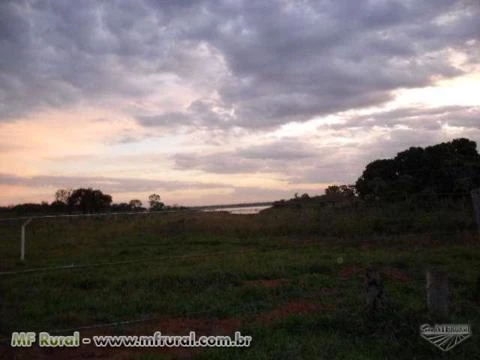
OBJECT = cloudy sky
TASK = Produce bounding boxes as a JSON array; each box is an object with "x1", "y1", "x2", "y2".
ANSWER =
[{"x1": 0, "y1": 0, "x2": 479, "y2": 206}]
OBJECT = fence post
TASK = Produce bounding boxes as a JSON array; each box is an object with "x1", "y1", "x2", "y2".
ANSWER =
[
  {"x1": 472, "y1": 189, "x2": 480, "y2": 235},
  {"x1": 20, "y1": 218, "x2": 32, "y2": 262},
  {"x1": 365, "y1": 265, "x2": 384, "y2": 311},
  {"x1": 426, "y1": 270, "x2": 449, "y2": 319}
]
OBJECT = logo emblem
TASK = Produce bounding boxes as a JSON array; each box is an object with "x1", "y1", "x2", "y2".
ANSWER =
[{"x1": 420, "y1": 324, "x2": 471, "y2": 352}]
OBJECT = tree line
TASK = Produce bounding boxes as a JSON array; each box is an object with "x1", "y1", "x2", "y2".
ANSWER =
[
  {"x1": 355, "y1": 137, "x2": 480, "y2": 201},
  {"x1": 275, "y1": 138, "x2": 480, "y2": 206},
  {"x1": 0, "y1": 189, "x2": 178, "y2": 216}
]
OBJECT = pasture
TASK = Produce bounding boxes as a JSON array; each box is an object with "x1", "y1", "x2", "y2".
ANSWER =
[{"x1": 1, "y1": 201, "x2": 479, "y2": 359}]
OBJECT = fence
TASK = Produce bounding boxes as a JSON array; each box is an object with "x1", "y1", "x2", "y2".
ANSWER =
[
  {"x1": 0, "y1": 202, "x2": 274, "y2": 262},
  {"x1": 0, "y1": 197, "x2": 478, "y2": 353},
  {"x1": 472, "y1": 189, "x2": 480, "y2": 233}
]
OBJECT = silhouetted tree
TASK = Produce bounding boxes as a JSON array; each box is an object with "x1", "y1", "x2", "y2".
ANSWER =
[
  {"x1": 11, "y1": 202, "x2": 51, "y2": 215},
  {"x1": 148, "y1": 193, "x2": 164, "y2": 211},
  {"x1": 67, "y1": 188, "x2": 112, "y2": 213},
  {"x1": 356, "y1": 138, "x2": 480, "y2": 200},
  {"x1": 129, "y1": 199, "x2": 143, "y2": 210},
  {"x1": 55, "y1": 189, "x2": 72, "y2": 204},
  {"x1": 110, "y1": 202, "x2": 131, "y2": 212},
  {"x1": 325, "y1": 185, "x2": 356, "y2": 198},
  {"x1": 50, "y1": 200, "x2": 68, "y2": 213}
]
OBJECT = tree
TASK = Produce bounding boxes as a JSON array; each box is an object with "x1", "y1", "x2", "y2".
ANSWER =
[
  {"x1": 50, "y1": 200, "x2": 68, "y2": 213},
  {"x1": 325, "y1": 185, "x2": 356, "y2": 198},
  {"x1": 110, "y1": 202, "x2": 131, "y2": 212},
  {"x1": 325, "y1": 185, "x2": 341, "y2": 197},
  {"x1": 356, "y1": 138, "x2": 480, "y2": 200},
  {"x1": 148, "y1": 193, "x2": 164, "y2": 210},
  {"x1": 67, "y1": 188, "x2": 112, "y2": 213},
  {"x1": 129, "y1": 199, "x2": 143, "y2": 210},
  {"x1": 300, "y1": 193, "x2": 310, "y2": 200},
  {"x1": 55, "y1": 189, "x2": 72, "y2": 204},
  {"x1": 356, "y1": 159, "x2": 397, "y2": 199}
]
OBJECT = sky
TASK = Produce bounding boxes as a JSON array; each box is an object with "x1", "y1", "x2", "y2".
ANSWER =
[{"x1": 0, "y1": 0, "x2": 479, "y2": 206}]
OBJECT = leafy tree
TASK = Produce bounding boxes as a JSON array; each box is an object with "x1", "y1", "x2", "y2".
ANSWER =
[
  {"x1": 129, "y1": 199, "x2": 143, "y2": 210},
  {"x1": 148, "y1": 193, "x2": 164, "y2": 211},
  {"x1": 50, "y1": 200, "x2": 68, "y2": 212},
  {"x1": 12, "y1": 202, "x2": 51, "y2": 215},
  {"x1": 300, "y1": 193, "x2": 310, "y2": 200},
  {"x1": 110, "y1": 202, "x2": 131, "y2": 212},
  {"x1": 325, "y1": 185, "x2": 356, "y2": 198},
  {"x1": 55, "y1": 189, "x2": 72, "y2": 204},
  {"x1": 67, "y1": 188, "x2": 112, "y2": 213},
  {"x1": 356, "y1": 138, "x2": 480, "y2": 200}
]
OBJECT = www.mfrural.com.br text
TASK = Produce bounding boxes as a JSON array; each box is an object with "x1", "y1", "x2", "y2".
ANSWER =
[{"x1": 11, "y1": 331, "x2": 252, "y2": 348}]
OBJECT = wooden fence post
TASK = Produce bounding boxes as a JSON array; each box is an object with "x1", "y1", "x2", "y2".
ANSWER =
[
  {"x1": 471, "y1": 189, "x2": 480, "y2": 235},
  {"x1": 475, "y1": 274, "x2": 480, "y2": 304},
  {"x1": 426, "y1": 270, "x2": 449, "y2": 319},
  {"x1": 365, "y1": 266, "x2": 384, "y2": 311}
]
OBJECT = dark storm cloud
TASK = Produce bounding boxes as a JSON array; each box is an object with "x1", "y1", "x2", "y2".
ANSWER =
[
  {"x1": 0, "y1": 0, "x2": 152, "y2": 118},
  {"x1": 0, "y1": 173, "x2": 223, "y2": 193},
  {"x1": 1, "y1": 0, "x2": 479, "y2": 129},
  {"x1": 187, "y1": 0, "x2": 478, "y2": 128}
]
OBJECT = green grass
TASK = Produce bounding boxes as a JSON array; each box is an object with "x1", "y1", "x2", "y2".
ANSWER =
[{"x1": 1, "y1": 203, "x2": 479, "y2": 359}]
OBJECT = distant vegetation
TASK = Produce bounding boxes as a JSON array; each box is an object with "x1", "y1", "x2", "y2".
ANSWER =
[
  {"x1": 0, "y1": 189, "x2": 185, "y2": 217},
  {"x1": 1, "y1": 138, "x2": 479, "y2": 218},
  {"x1": 356, "y1": 138, "x2": 480, "y2": 200},
  {"x1": 275, "y1": 137, "x2": 480, "y2": 208}
]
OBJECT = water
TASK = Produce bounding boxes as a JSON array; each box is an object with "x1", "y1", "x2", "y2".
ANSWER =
[{"x1": 204, "y1": 205, "x2": 271, "y2": 214}]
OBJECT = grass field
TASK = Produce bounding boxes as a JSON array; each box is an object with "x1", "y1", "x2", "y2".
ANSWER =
[{"x1": 1, "y1": 202, "x2": 479, "y2": 359}]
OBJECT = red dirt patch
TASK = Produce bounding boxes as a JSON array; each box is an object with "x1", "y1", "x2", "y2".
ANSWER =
[
  {"x1": 243, "y1": 279, "x2": 290, "y2": 288},
  {"x1": 258, "y1": 301, "x2": 320, "y2": 323},
  {"x1": 132, "y1": 317, "x2": 242, "y2": 336}
]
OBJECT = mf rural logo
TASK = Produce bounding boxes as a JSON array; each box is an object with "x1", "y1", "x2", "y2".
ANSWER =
[{"x1": 420, "y1": 324, "x2": 471, "y2": 352}]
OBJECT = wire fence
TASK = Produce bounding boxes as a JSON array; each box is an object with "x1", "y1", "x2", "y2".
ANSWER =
[
  {"x1": 1, "y1": 195, "x2": 479, "y2": 349},
  {"x1": 0, "y1": 249, "x2": 241, "y2": 277},
  {"x1": 0, "y1": 203, "x2": 275, "y2": 265},
  {"x1": 0, "y1": 196, "x2": 478, "y2": 269},
  {"x1": 0, "y1": 242, "x2": 321, "y2": 344}
]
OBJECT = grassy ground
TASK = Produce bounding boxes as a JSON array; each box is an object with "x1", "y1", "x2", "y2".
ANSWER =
[{"x1": 1, "y1": 202, "x2": 479, "y2": 359}]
